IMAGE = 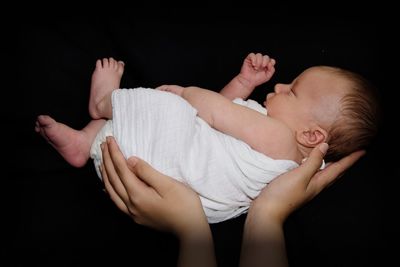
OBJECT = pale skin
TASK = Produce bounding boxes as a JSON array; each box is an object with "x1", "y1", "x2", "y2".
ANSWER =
[
  {"x1": 158, "y1": 56, "x2": 348, "y2": 165},
  {"x1": 100, "y1": 136, "x2": 365, "y2": 267},
  {"x1": 100, "y1": 136, "x2": 217, "y2": 267},
  {"x1": 34, "y1": 53, "x2": 281, "y2": 166},
  {"x1": 35, "y1": 57, "x2": 124, "y2": 167},
  {"x1": 35, "y1": 53, "x2": 365, "y2": 266},
  {"x1": 219, "y1": 52, "x2": 276, "y2": 100},
  {"x1": 35, "y1": 53, "x2": 346, "y2": 168}
]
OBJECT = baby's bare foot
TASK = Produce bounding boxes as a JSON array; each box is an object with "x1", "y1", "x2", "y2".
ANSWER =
[
  {"x1": 89, "y1": 57, "x2": 125, "y2": 119},
  {"x1": 35, "y1": 115, "x2": 91, "y2": 167}
]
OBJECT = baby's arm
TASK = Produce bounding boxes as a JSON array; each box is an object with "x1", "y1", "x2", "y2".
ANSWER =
[
  {"x1": 220, "y1": 53, "x2": 276, "y2": 101},
  {"x1": 159, "y1": 85, "x2": 294, "y2": 159},
  {"x1": 158, "y1": 85, "x2": 224, "y2": 126}
]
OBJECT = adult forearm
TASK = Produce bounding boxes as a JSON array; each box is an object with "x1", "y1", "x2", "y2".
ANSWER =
[
  {"x1": 240, "y1": 212, "x2": 288, "y2": 267},
  {"x1": 177, "y1": 227, "x2": 217, "y2": 267}
]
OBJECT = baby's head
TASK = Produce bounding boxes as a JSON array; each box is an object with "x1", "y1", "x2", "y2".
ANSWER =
[
  {"x1": 265, "y1": 66, "x2": 381, "y2": 162},
  {"x1": 322, "y1": 67, "x2": 381, "y2": 161}
]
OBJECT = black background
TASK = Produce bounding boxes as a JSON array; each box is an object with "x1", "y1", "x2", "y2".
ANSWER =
[{"x1": 7, "y1": 7, "x2": 398, "y2": 267}]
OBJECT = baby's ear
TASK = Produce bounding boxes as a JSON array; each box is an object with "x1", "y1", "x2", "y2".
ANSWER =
[{"x1": 296, "y1": 126, "x2": 328, "y2": 147}]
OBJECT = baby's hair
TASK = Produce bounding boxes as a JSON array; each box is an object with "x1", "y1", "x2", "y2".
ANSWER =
[{"x1": 323, "y1": 67, "x2": 381, "y2": 162}]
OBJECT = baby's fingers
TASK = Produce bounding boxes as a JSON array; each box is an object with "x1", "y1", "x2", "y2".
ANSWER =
[
  {"x1": 254, "y1": 53, "x2": 263, "y2": 69},
  {"x1": 261, "y1": 55, "x2": 271, "y2": 68},
  {"x1": 156, "y1": 85, "x2": 169, "y2": 90}
]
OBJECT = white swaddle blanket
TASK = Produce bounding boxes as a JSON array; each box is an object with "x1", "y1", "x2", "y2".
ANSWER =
[{"x1": 90, "y1": 88, "x2": 298, "y2": 223}]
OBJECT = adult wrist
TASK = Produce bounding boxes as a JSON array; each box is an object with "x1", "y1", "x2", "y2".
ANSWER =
[
  {"x1": 247, "y1": 202, "x2": 287, "y2": 226},
  {"x1": 179, "y1": 223, "x2": 213, "y2": 246}
]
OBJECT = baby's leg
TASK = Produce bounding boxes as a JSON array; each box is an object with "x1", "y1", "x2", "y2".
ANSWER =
[
  {"x1": 35, "y1": 115, "x2": 106, "y2": 167},
  {"x1": 89, "y1": 57, "x2": 125, "y2": 119}
]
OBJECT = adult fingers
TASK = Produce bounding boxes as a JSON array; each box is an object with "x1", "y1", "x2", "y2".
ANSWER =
[
  {"x1": 311, "y1": 150, "x2": 366, "y2": 193},
  {"x1": 297, "y1": 143, "x2": 329, "y2": 185},
  {"x1": 126, "y1": 156, "x2": 176, "y2": 195},
  {"x1": 101, "y1": 162, "x2": 130, "y2": 215},
  {"x1": 105, "y1": 137, "x2": 151, "y2": 197},
  {"x1": 101, "y1": 140, "x2": 130, "y2": 203}
]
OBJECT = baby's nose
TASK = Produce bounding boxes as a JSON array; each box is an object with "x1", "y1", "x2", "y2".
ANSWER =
[
  {"x1": 274, "y1": 84, "x2": 289, "y2": 94},
  {"x1": 274, "y1": 84, "x2": 283, "y2": 93}
]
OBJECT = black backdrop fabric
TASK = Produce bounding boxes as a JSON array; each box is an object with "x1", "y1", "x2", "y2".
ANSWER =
[{"x1": 8, "y1": 11, "x2": 397, "y2": 267}]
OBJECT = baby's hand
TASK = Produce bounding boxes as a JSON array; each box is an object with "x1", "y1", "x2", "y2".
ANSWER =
[
  {"x1": 239, "y1": 52, "x2": 276, "y2": 88},
  {"x1": 156, "y1": 84, "x2": 185, "y2": 96}
]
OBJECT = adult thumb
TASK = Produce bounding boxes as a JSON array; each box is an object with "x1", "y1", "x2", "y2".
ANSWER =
[
  {"x1": 126, "y1": 156, "x2": 173, "y2": 193},
  {"x1": 300, "y1": 143, "x2": 329, "y2": 182}
]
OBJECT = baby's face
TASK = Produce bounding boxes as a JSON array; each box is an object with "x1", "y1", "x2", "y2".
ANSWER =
[{"x1": 264, "y1": 67, "x2": 349, "y2": 130}]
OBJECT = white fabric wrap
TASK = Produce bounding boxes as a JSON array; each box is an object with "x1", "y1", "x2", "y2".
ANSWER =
[{"x1": 90, "y1": 88, "x2": 298, "y2": 223}]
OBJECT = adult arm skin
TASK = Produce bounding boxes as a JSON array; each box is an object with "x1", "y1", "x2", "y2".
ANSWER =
[
  {"x1": 101, "y1": 137, "x2": 364, "y2": 267},
  {"x1": 100, "y1": 137, "x2": 217, "y2": 267},
  {"x1": 239, "y1": 143, "x2": 365, "y2": 267}
]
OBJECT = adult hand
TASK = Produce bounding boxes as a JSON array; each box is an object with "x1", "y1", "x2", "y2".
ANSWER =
[
  {"x1": 100, "y1": 136, "x2": 217, "y2": 267},
  {"x1": 240, "y1": 143, "x2": 365, "y2": 267},
  {"x1": 251, "y1": 143, "x2": 366, "y2": 223},
  {"x1": 100, "y1": 136, "x2": 208, "y2": 237}
]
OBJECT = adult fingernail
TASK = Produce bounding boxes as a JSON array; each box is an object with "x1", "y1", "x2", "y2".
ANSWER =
[
  {"x1": 128, "y1": 157, "x2": 138, "y2": 166},
  {"x1": 319, "y1": 143, "x2": 329, "y2": 155}
]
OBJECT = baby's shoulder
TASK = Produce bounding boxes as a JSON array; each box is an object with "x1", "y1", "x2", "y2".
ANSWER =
[
  {"x1": 256, "y1": 117, "x2": 297, "y2": 161},
  {"x1": 233, "y1": 98, "x2": 267, "y2": 115}
]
